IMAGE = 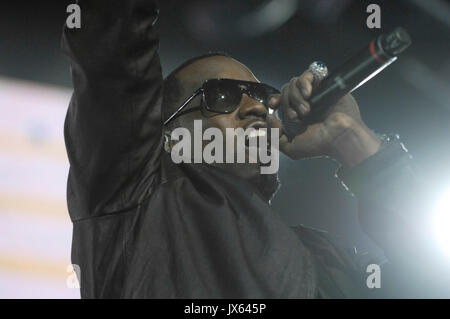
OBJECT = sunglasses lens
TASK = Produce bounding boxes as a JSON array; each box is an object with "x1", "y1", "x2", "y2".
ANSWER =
[
  {"x1": 248, "y1": 84, "x2": 270, "y2": 105},
  {"x1": 204, "y1": 79, "x2": 280, "y2": 113},
  {"x1": 204, "y1": 80, "x2": 242, "y2": 113}
]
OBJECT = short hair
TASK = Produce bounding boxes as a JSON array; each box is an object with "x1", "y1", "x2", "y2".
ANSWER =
[{"x1": 162, "y1": 51, "x2": 231, "y2": 128}]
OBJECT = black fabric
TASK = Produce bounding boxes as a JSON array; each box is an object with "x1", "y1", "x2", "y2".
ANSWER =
[
  {"x1": 335, "y1": 138, "x2": 413, "y2": 199},
  {"x1": 62, "y1": 0, "x2": 424, "y2": 299},
  {"x1": 71, "y1": 152, "x2": 320, "y2": 298}
]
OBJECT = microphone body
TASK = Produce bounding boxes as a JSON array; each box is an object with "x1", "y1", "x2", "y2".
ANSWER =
[{"x1": 306, "y1": 27, "x2": 411, "y2": 123}]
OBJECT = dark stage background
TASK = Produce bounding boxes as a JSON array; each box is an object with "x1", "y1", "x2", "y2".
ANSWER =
[{"x1": 0, "y1": 0, "x2": 449, "y2": 297}]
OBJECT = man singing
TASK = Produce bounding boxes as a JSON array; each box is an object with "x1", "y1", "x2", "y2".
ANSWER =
[{"x1": 62, "y1": 0, "x2": 446, "y2": 298}]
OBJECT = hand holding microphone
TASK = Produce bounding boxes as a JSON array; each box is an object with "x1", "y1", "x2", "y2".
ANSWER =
[
  {"x1": 272, "y1": 27, "x2": 411, "y2": 137},
  {"x1": 270, "y1": 68, "x2": 370, "y2": 165},
  {"x1": 269, "y1": 27, "x2": 411, "y2": 166}
]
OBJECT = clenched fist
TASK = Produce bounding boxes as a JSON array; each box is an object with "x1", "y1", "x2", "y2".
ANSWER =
[{"x1": 268, "y1": 70, "x2": 381, "y2": 168}]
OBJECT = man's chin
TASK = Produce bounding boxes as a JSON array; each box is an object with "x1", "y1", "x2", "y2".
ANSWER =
[
  {"x1": 212, "y1": 162, "x2": 280, "y2": 202},
  {"x1": 214, "y1": 162, "x2": 265, "y2": 179}
]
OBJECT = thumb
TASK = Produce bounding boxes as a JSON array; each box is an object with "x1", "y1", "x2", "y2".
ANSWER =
[{"x1": 268, "y1": 94, "x2": 281, "y2": 110}]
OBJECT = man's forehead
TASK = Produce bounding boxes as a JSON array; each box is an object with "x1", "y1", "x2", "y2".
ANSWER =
[{"x1": 176, "y1": 55, "x2": 258, "y2": 88}]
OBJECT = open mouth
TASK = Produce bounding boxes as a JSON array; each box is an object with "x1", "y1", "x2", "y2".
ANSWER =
[
  {"x1": 243, "y1": 121, "x2": 272, "y2": 151},
  {"x1": 244, "y1": 129, "x2": 269, "y2": 148}
]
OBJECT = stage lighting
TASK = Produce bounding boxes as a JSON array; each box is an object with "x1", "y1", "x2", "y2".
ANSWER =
[{"x1": 433, "y1": 189, "x2": 450, "y2": 257}]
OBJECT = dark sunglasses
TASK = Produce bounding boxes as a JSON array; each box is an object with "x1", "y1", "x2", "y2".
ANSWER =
[{"x1": 163, "y1": 78, "x2": 280, "y2": 126}]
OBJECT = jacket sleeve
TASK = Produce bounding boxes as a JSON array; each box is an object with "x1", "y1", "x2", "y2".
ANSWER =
[
  {"x1": 62, "y1": 0, "x2": 163, "y2": 221},
  {"x1": 336, "y1": 138, "x2": 450, "y2": 296}
]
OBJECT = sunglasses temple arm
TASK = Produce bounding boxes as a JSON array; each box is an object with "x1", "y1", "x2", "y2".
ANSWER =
[{"x1": 163, "y1": 89, "x2": 202, "y2": 126}]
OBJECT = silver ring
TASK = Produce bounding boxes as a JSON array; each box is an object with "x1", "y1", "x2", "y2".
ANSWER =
[{"x1": 309, "y1": 61, "x2": 328, "y2": 82}]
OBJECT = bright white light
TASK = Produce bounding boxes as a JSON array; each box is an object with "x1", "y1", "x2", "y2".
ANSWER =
[{"x1": 433, "y1": 189, "x2": 450, "y2": 257}]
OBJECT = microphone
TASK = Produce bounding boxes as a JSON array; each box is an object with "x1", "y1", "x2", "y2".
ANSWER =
[{"x1": 306, "y1": 27, "x2": 411, "y2": 123}]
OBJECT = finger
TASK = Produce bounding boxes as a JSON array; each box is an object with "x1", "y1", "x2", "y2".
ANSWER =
[
  {"x1": 267, "y1": 113, "x2": 282, "y2": 130},
  {"x1": 295, "y1": 73, "x2": 313, "y2": 99},
  {"x1": 279, "y1": 84, "x2": 291, "y2": 118},
  {"x1": 279, "y1": 89, "x2": 298, "y2": 121},
  {"x1": 301, "y1": 69, "x2": 323, "y2": 89},
  {"x1": 268, "y1": 94, "x2": 281, "y2": 110},
  {"x1": 288, "y1": 78, "x2": 310, "y2": 118}
]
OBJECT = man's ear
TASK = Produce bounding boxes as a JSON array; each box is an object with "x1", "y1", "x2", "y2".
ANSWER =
[{"x1": 163, "y1": 131, "x2": 172, "y2": 153}]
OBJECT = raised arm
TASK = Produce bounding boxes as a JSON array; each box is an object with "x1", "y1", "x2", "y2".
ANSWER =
[{"x1": 62, "y1": 0, "x2": 163, "y2": 220}]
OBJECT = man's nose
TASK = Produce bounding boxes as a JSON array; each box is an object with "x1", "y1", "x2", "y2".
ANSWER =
[{"x1": 238, "y1": 94, "x2": 268, "y2": 120}]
